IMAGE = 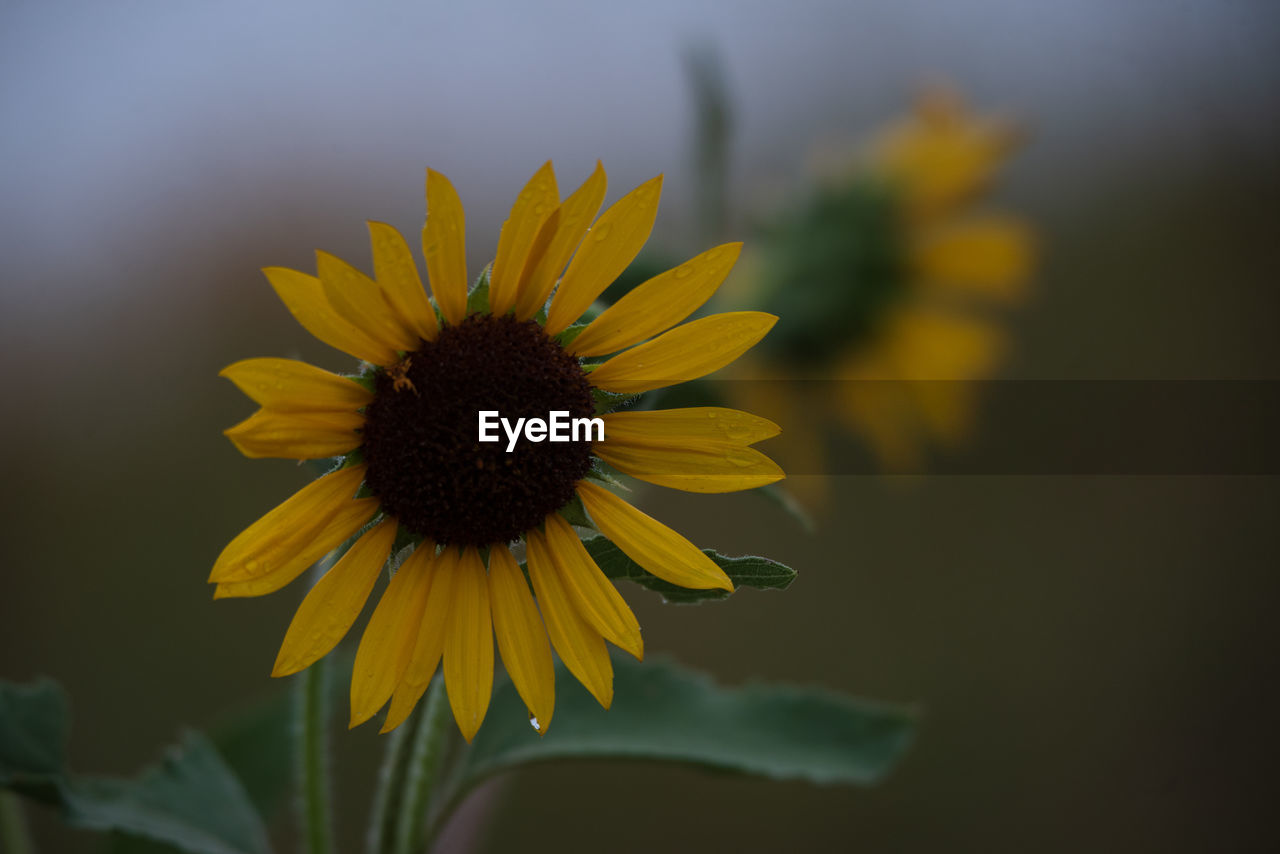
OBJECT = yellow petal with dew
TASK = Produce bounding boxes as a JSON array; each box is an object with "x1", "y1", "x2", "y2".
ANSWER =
[
  {"x1": 569, "y1": 242, "x2": 743, "y2": 356},
  {"x1": 210, "y1": 465, "x2": 367, "y2": 583},
  {"x1": 912, "y1": 215, "x2": 1034, "y2": 301},
  {"x1": 544, "y1": 174, "x2": 662, "y2": 334},
  {"x1": 515, "y1": 162, "x2": 608, "y2": 321},
  {"x1": 490, "y1": 162, "x2": 559, "y2": 316},
  {"x1": 213, "y1": 498, "x2": 379, "y2": 598},
  {"x1": 223, "y1": 408, "x2": 363, "y2": 460},
  {"x1": 368, "y1": 221, "x2": 440, "y2": 342},
  {"x1": 594, "y1": 441, "x2": 784, "y2": 494},
  {"x1": 423, "y1": 170, "x2": 468, "y2": 326},
  {"x1": 543, "y1": 514, "x2": 642, "y2": 660},
  {"x1": 487, "y1": 547, "x2": 555, "y2": 735},
  {"x1": 382, "y1": 546, "x2": 456, "y2": 732},
  {"x1": 219, "y1": 358, "x2": 372, "y2": 412},
  {"x1": 588, "y1": 311, "x2": 777, "y2": 394},
  {"x1": 263, "y1": 267, "x2": 397, "y2": 366},
  {"x1": 526, "y1": 529, "x2": 613, "y2": 708},
  {"x1": 350, "y1": 541, "x2": 435, "y2": 727},
  {"x1": 601, "y1": 407, "x2": 780, "y2": 448},
  {"x1": 315, "y1": 251, "x2": 419, "y2": 354},
  {"x1": 272, "y1": 519, "x2": 396, "y2": 677},
  {"x1": 576, "y1": 481, "x2": 733, "y2": 591},
  {"x1": 443, "y1": 547, "x2": 494, "y2": 742}
]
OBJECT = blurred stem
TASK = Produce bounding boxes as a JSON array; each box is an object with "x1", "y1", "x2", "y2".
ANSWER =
[
  {"x1": 394, "y1": 676, "x2": 454, "y2": 854},
  {"x1": 684, "y1": 42, "x2": 734, "y2": 247},
  {"x1": 0, "y1": 792, "x2": 35, "y2": 854},
  {"x1": 296, "y1": 569, "x2": 335, "y2": 854},
  {"x1": 367, "y1": 702, "x2": 416, "y2": 854}
]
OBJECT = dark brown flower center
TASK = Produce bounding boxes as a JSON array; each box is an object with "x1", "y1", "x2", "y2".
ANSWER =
[{"x1": 361, "y1": 314, "x2": 595, "y2": 547}]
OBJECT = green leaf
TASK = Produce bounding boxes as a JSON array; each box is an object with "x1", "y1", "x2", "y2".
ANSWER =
[
  {"x1": 583, "y1": 535, "x2": 796, "y2": 604},
  {"x1": 0, "y1": 679, "x2": 272, "y2": 854},
  {"x1": 205, "y1": 692, "x2": 294, "y2": 823},
  {"x1": 447, "y1": 655, "x2": 914, "y2": 809},
  {"x1": 64, "y1": 732, "x2": 271, "y2": 854},
  {"x1": 0, "y1": 678, "x2": 69, "y2": 804}
]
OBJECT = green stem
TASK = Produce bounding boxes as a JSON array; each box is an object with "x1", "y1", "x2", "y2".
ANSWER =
[
  {"x1": 393, "y1": 676, "x2": 454, "y2": 854},
  {"x1": 0, "y1": 791, "x2": 35, "y2": 854},
  {"x1": 296, "y1": 638, "x2": 334, "y2": 854},
  {"x1": 366, "y1": 705, "x2": 417, "y2": 854}
]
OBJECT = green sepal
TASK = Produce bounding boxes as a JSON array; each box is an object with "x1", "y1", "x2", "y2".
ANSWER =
[
  {"x1": 555, "y1": 493, "x2": 595, "y2": 530},
  {"x1": 348, "y1": 369, "x2": 378, "y2": 394},
  {"x1": 553, "y1": 322, "x2": 589, "y2": 347},
  {"x1": 591, "y1": 388, "x2": 639, "y2": 415},
  {"x1": 465, "y1": 265, "x2": 492, "y2": 316},
  {"x1": 582, "y1": 534, "x2": 796, "y2": 604},
  {"x1": 583, "y1": 463, "x2": 629, "y2": 491}
]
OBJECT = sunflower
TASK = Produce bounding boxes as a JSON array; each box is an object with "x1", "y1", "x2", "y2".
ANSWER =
[
  {"x1": 210, "y1": 162, "x2": 783, "y2": 741},
  {"x1": 737, "y1": 87, "x2": 1034, "y2": 480}
]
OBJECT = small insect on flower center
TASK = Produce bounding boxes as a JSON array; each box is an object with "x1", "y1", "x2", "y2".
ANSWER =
[{"x1": 362, "y1": 314, "x2": 596, "y2": 546}]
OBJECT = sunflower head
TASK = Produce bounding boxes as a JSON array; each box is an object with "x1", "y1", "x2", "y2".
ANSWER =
[
  {"x1": 733, "y1": 88, "x2": 1036, "y2": 477},
  {"x1": 212, "y1": 162, "x2": 783, "y2": 741}
]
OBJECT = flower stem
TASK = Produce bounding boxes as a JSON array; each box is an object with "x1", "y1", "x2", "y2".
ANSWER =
[
  {"x1": 296, "y1": 643, "x2": 334, "y2": 854},
  {"x1": 0, "y1": 792, "x2": 35, "y2": 854},
  {"x1": 366, "y1": 706, "x2": 417, "y2": 854},
  {"x1": 392, "y1": 676, "x2": 454, "y2": 854}
]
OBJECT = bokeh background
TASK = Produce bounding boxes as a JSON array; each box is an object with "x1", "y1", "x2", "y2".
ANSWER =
[{"x1": 3, "y1": 0, "x2": 1278, "y2": 851}]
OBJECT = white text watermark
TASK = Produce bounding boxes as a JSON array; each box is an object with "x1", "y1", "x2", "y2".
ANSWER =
[{"x1": 477, "y1": 410, "x2": 604, "y2": 452}]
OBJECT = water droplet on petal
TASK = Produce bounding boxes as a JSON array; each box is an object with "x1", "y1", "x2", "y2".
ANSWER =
[
  {"x1": 528, "y1": 712, "x2": 542, "y2": 733},
  {"x1": 591, "y1": 224, "x2": 612, "y2": 243}
]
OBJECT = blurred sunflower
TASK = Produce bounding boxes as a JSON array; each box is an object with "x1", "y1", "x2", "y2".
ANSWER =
[
  {"x1": 737, "y1": 88, "x2": 1035, "y2": 484},
  {"x1": 210, "y1": 163, "x2": 782, "y2": 741}
]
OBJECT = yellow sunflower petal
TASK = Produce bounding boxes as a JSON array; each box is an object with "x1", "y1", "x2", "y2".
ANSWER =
[
  {"x1": 594, "y1": 441, "x2": 784, "y2": 494},
  {"x1": 368, "y1": 221, "x2": 440, "y2": 342},
  {"x1": 423, "y1": 170, "x2": 468, "y2": 326},
  {"x1": 912, "y1": 215, "x2": 1034, "y2": 301},
  {"x1": 526, "y1": 529, "x2": 613, "y2": 708},
  {"x1": 490, "y1": 162, "x2": 559, "y2": 317},
  {"x1": 543, "y1": 515, "x2": 642, "y2": 660},
  {"x1": 487, "y1": 547, "x2": 555, "y2": 734},
  {"x1": 515, "y1": 162, "x2": 608, "y2": 321},
  {"x1": 909, "y1": 381, "x2": 976, "y2": 446},
  {"x1": 272, "y1": 519, "x2": 396, "y2": 677},
  {"x1": 223, "y1": 409, "x2": 363, "y2": 460},
  {"x1": 382, "y1": 546, "x2": 456, "y2": 733},
  {"x1": 219, "y1": 358, "x2": 372, "y2": 413},
  {"x1": 588, "y1": 311, "x2": 778, "y2": 395},
  {"x1": 210, "y1": 465, "x2": 367, "y2": 583},
  {"x1": 601, "y1": 407, "x2": 780, "y2": 447},
  {"x1": 443, "y1": 547, "x2": 494, "y2": 743},
  {"x1": 544, "y1": 174, "x2": 663, "y2": 335},
  {"x1": 263, "y1": 267, "x2": 397, "y2": 366},
  {"x1": 883, "y1": 307, "x2": 1004, "y2": 379},
  {"x1": 576, "y1": 481, "x2": 732, "y2": 591},
  {"x1": 568, "y1": 242, "x2": 743, "y2": 357},
  {"x1": 213, "y1": 497, "x2": 380, "y2": 598},
  {"x1": 350, "y1": 541, "x2": 435, "y2": 728},
  {"x1": 315, "y1": 251, "x2": 419, "y2": 354}
]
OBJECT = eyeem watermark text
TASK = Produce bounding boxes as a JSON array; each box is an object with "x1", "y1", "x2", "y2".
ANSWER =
[{"x1": 478, "y1": 410, "x2": 604, "y2": 452}]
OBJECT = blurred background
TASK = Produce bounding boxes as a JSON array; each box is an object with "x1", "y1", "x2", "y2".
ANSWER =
[{"x1": 2, "y1": 0, "x2": 1278, "y2": 851}]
